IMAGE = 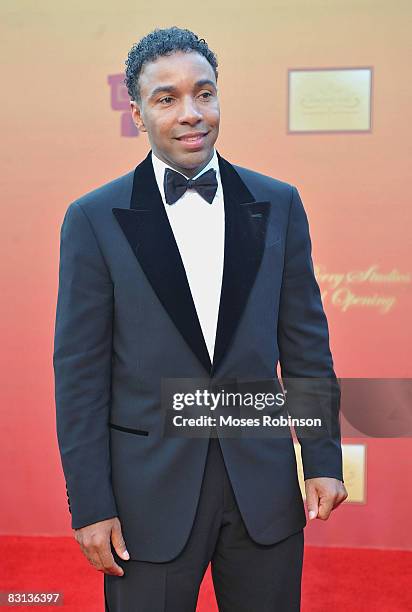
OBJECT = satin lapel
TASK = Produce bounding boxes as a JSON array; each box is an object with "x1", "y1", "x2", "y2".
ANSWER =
[
  {"x1": 112, "y1": 152, "x2": 212, "y2": 373},
  {"x1": 211, "y1": 153, "x2": 271, "y2": 376}
]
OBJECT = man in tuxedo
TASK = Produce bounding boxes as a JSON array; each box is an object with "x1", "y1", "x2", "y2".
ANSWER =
[{"x1": 53, "y1": 26, "x2": 347, "y2": 611}]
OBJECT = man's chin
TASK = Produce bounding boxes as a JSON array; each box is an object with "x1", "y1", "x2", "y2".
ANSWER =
[{"x1": 174, "y1": 148, "x2": 214, "y2": 173}]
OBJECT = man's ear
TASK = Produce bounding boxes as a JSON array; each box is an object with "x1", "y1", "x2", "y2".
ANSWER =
[{"x1": 130, "y1": 101, "x2": 147, "y2": 132}]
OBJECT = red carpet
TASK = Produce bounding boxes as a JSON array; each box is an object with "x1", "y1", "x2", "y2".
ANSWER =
[{"x1": 1, "y1": 536, "x2": 411, "y2": 611}]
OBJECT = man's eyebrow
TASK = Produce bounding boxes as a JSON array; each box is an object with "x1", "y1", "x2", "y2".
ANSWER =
[
  {"x1": 148, "y1": 79, "x2": 217, "y2": 100},
  {"x1": 194, "y1": 79, "x2": 217, "y2": 90}
]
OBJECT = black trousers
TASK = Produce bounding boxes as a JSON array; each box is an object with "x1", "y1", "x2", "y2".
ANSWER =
[{"x1": 104, "y1": 437, "x2": 304, "y2": 611}]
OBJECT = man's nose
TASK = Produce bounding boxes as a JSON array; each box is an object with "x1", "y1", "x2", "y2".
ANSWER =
[{"x1": 178, "y1": 97, "x2": 202, "y2": 124}]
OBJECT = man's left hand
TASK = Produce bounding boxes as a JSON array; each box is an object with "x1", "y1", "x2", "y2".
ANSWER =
[{"x1": 304, "y1": 478, "x2": 348, "y2": 521}]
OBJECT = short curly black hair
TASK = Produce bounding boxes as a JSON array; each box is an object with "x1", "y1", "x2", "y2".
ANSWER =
[{"x1": 124, "y1": 26, "x2": 218, "y2": 103}]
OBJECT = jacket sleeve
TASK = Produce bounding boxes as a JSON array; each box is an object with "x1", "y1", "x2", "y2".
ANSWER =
[
  {"x1": 53, "y1": 201, "x2": 118, "y2": 528},
  {"x1": 277, "y1": 186, "x2": 344, "y2": 482}
]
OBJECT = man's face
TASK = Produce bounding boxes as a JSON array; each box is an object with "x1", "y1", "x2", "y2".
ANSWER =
[{"x1": 131, "y1": 51, "x2": 220, "y2": 178}]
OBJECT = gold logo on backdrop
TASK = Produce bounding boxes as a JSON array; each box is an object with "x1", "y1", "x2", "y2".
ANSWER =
[
  {"x1": 295, "y1": 443, "x2": 366, "y2": 503},
  {"x1": 314, "y1": 265, "x2": 410, "y2": 314},
  {"x1": 288, "y1": 68, "x2": 372, "y2": 132}
]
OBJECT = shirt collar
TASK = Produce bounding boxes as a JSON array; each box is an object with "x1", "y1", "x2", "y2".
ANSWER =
[{"x1": 151, "y1": 149, "x2": 220, "y2": 205}]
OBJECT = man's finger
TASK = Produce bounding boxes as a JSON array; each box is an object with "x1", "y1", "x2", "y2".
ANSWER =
[
  {"x1": 317, "y1": 495, "x2": 335, "y2": 520},
  {"x1": 96, "y1": 544, "x2": 125, "y2": 577},
  {"x1": 332, "y1": 487, "x2": 348, "y2": 509},
  {"x1": 78, "y1": 536, "x2": 124, "y2": 576},
  {"x1": 85, "y1": 549, "x2": 102, "y2": 570},
  {"x1": 78, "y1": 543, "x2": 106, "y2": 573},
  {"x1": 305, "y1": 486, "x2": 319, "y2": 520},
  {"x1": 111, "y1": 520, "x2": 130, "y2": 561}
]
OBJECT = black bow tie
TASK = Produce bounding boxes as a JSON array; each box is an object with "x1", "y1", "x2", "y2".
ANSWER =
[{"x1": 164, "y1": 167, "x2": 218, "y2": 205}]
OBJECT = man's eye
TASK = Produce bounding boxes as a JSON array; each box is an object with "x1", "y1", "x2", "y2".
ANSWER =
[
  {"x1": 160, "y1": 97, "x2": 173, "y2": 104},
  {"x1": 199, "y1": 92, "x2": 212, "y2": 99}
]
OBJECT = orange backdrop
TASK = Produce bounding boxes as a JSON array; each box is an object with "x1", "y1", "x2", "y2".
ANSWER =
[{"x1": 1, "y1": 0, "x2": 411, "y2": 548}]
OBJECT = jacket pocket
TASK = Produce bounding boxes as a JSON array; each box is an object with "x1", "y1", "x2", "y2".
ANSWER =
[{"x1": 109, "y1": 422, "x2": 149, "y2": 436}]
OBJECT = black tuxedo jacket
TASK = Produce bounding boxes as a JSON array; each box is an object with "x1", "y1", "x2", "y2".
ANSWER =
[{"x1": 53, "y1": 151, "x2": 343, "y2": 562}]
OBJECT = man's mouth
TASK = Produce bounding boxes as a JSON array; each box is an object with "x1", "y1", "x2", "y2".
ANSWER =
[
  {"x1": 176, "y1": 132, "x2": 208, "y2": 143},
  {"x1": 174, "y1": 131, "x2": 210, "y2": 151}
]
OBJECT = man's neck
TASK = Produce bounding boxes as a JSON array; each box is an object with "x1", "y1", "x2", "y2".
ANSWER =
[{"x1": 152, "y1": 149, "x2": 215, "y2": 179}]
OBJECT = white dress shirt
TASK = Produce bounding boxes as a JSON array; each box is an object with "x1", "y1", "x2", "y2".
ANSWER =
[{"x1": 151, "y1": 149, "x2": 225, "y2": 363}]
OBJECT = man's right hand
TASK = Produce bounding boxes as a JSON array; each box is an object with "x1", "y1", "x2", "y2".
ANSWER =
[{"x1": 73, "y1": 517, "x2": 130, "y2": 576}]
